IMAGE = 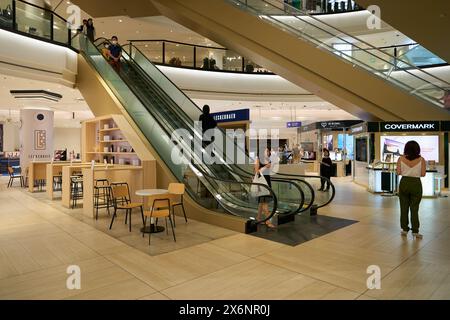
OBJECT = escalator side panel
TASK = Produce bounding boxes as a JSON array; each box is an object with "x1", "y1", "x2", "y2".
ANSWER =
[{"x1": 77, "y1": 54, "x2": 249, "y2": 233}]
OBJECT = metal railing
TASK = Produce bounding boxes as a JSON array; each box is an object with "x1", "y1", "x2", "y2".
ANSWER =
[{"x1": 0, "y1": 0, "x2": 73, "y2": 47}]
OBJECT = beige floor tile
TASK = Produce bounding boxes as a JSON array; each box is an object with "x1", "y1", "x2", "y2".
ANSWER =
[
  {"x1": 67, "y1": 278, "x2": 156, "y2": 300},
  {"x1": 256, "y1": 238, "x2": 401, "y2": 293},
  {"x1": 69, "y1": 230, "x2": 128, "y2": 256},
  {"x1": 210, "y1": 234, "x2": 285, "y2": 258},
  {"x1": 0, "y1": 257, "x2": 134, "y2": 300},
  {"x1": 139, "y1": 292, "x2": 171, "y2": 300},
  {"x1": 162, "y1": 259, "x2": 301, "y2": 300},
  {"x1": 105, "y1": 243, "x2": 248, "y2": 291},
  {"x1": 365, "y1": 251, "x2": 450, "y2": 300}
]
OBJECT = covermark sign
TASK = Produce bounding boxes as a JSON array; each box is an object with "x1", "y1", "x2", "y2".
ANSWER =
[{"x1": 381, "y1": 121, "x2": 440, "y2": 132}]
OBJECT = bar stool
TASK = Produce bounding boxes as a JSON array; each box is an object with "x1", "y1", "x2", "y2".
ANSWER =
[
  {"x1": 70, "y1": 176, "x2": 84, "y2": 209},
  {"x1": 53, "y1": 172, "x2": 63, "y2": 192},
  {"x1": 94, "y1": 179, "x2": 112, "y2": 220}
]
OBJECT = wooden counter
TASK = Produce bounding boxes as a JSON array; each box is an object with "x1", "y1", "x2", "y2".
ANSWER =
[
  {"x1": 82, "y1": 162, "x2": 155, "y2": 218},
  {"x1": 61, "y1": 164, "x2": 108, "y2": 208},
  {"x1": 28, "y1": 161, "x2": 79, "y2": 193},
  {"x1": 46, "y1": 162, "x2": 91, "y2": 200}
]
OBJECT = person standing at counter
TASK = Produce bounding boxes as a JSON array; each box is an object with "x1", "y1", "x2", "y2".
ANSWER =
[
  {"x1": 396, "y1": 141, "x2": 426, "y2": 239},
  {"x1": 319, "y1": 148, "x2": 332, "y2": 192}
]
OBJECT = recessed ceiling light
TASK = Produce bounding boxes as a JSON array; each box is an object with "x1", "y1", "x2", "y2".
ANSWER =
[{"x1": 118, "y1": 19, "x2": 123, "y2": 23}]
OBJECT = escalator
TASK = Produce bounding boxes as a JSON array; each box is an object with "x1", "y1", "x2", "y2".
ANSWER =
[
  {"x1": 118, "y1": 39, "x2": 336, "y2": 214},
  {"x1": 151, "y1": 0, "x2": 450, "y2": 121},
  {"x1": 355, "y1": 0, "x2": 450, "y2": 64},
  {"x1": 114, "y1": 39, "x2": 335, "y2": 213},
  {"x1": 76, "y1": 35, "x2": 322, "y2": 232}
]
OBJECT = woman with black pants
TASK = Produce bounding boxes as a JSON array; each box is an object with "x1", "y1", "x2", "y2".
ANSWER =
[
  {"x1": 396, "y1": 141, "x2": 426, "y2": 239},
  {"x1": 319, "y1": 148, "x2": 332, "y2": 191}
]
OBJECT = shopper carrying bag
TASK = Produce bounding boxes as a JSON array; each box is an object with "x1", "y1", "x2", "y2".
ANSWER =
[
  {"x1": 254, "y1": 147, "x2": 276, "y2": 229},
  {"x1": 250, "y1": 172, "x2": 270, "y2": 198}
]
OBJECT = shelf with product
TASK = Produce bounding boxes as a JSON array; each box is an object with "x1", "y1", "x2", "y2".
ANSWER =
[
  {"x1": 83, "y1": 116, "x2": 140, "y2": 166},
  {"x1": 79, "y1": 115, "x2": 157, "y2": 215}
]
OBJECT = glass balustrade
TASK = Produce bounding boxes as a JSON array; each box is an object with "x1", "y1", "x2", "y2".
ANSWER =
[
  {"x1": 0, "y1": 0, "x2": 72, "y2": 46},
  {"x1": 226, "y1": 0, "x2": 450, "y2": 108}
]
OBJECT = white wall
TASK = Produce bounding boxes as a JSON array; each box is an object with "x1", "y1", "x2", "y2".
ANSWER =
[
  {"x1": 0, "y1": 29, "x2": 77, "y2": 87},
  {"x1": 1, "y1": 122, "x2": 20, "y2": 152},
  {"x1": 53, "y1": 128, "x2": 81, "y2": 156}
]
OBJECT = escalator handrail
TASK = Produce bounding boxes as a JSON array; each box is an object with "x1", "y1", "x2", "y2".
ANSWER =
[
  {"x1": 78, "y1": 34, "x2": 280, "y2": 225},
  {"x1": 230, "y1": 164, "x2": 320, "y2": 211},
  {"x1": 243, "y1": 0, "x2": 450, "y2": 89}
]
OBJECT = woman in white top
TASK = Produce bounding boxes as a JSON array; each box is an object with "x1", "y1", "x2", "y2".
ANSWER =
[{"x1": 396, "y1": 141, "x2": 427, "y2": 239}]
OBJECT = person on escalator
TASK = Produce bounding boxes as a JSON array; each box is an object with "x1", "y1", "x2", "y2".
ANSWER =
[
  {"x1": 255, "y1": 147, "x2": 276, "y2": 229},
  {"x1": 319, "y1": 148, "x2": 332, "y2": 192},
  {"x1": 108, "y1": 36, "x2": 122, "y2": 72},
  {"x1": 199, "y1": 105, "x2": 218, "y2": 156},
  {"x1": 77, "y1": 19, "x2": 88, "y2": 51},
  {"x1": 86, "y1": 18, "x2": 96, "y2": 42}
]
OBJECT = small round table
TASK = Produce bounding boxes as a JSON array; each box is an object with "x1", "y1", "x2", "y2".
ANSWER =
[{"x1": 136, "y1": 189, "x2": 169, "y2": 234}]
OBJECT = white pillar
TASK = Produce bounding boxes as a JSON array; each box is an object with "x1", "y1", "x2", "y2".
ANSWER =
[{"x1": 20, "y1": 109, "x2": 54, "y2": 169}]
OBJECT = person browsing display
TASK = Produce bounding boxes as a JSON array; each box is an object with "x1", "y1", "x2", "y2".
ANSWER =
[
  {"x1": 396, "y1": 141, "x2": 427, "y2": 239},
  {"x1": 318, "y1": 148, "x2": 333, "y2": 192}
]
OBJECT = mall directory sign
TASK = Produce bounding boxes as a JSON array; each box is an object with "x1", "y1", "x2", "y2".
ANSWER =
[{"x1": 287, "y1": 121, "x2": 302, "y2": 128}]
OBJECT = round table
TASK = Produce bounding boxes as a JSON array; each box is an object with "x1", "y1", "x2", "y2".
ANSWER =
[{"x1": 136, "y1": 189, "x2": 169, "y2": 234}]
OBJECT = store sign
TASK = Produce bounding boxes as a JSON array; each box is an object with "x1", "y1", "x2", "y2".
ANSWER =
[
  {"x1": 319, "y1": 120, "x2": 363, "y2": 130},
  {"x1": 320, "y1": 121, "x2": 344, "y2": 129},
  {"x1": 351, "y1": 125, "x2": 365, "y2": 134},
  {"x1": 211, "y1": 109, "x2": 250, "y2": 123},
  {"x1": 381, "y1": 121, "x2": 440, "y2": 132},
  {"x1": 287, "y1": 121, "x2": 302, "y2": 128}
]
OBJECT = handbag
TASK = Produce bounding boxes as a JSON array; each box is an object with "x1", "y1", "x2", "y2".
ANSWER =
[{"x1": 250, "y1": 173, "x2": 271, "y2": 198}]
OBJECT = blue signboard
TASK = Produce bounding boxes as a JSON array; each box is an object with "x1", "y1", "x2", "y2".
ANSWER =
[
  {"x1": 287, "y1": 121, "x2": 302, "y2": 128},
  {"x1": 211, "y1": 109, "x2": 250, "y2": 123}
]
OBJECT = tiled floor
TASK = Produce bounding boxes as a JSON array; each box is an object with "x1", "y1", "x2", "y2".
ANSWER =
[{"x1": 0, "y1": 176, "x2": 449, "y2": 300}]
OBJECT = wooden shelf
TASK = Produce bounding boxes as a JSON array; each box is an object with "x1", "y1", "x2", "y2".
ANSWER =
[
  {"x1": 86, "y1": 152, "x2": 137, "y2": 155},
  {"x1": 100, "y1": 140, "x2": 128, "y2": 143},
  {"x1": 100, "y1": 128, "x2": 120, "y2": 132}
]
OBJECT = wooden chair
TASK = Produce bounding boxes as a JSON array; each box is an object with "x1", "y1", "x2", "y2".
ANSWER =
[
  {"x1": 109, "y1": 183, "x2": 144, "y2": 232},
  {"x1": 7, "y1": 166, "x2": 24, "y2": 188},
  {"x1": 168, "y1": 183, "x2": 188, "y2": 227},
  {"x1": 143, "y1": 194, "x2": 176, "y2": 245}
]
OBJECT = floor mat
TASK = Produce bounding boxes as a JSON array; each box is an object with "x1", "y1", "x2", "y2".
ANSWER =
[{"x1": 251, "y1": 214, "x2": 358, "y2": 246}]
